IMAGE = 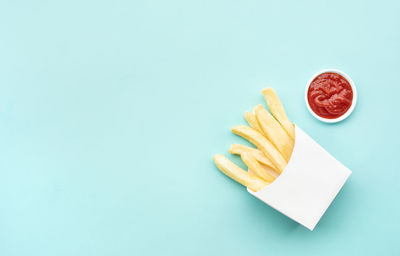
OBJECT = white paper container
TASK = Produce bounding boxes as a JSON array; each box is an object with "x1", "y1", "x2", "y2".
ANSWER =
[{"x1": 247, "y1": 125, "x2": 351, "y2": 230}]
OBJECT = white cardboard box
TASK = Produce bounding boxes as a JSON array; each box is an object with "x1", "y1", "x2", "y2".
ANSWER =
[{"x1": 247, "y1": 125, "x2": 351, "y2": 230}]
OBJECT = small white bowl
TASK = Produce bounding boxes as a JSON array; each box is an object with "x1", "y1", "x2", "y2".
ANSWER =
[{"x1": 305, "y1": 69, "x2": 357, "y2": 123}]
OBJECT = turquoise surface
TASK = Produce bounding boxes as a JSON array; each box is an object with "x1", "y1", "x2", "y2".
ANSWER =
[{"x1": 1, "y1": 0, "x2": 399, "y2": 255}]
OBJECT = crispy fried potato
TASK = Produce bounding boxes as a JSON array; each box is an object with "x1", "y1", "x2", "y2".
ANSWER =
[
  {"x1": 261, "y1": 163, "x2": 279, "y2": 178},
  {"x1": 244, "y1": 111, "x2": 265, "y2": 136},
  {"x1": 231, "y1": 125, "x2": 287, "y2": 173},
  {"x1": 254, "y1": 104, "x2": 294, "y2": 161},
  {"x1": 213, "y1": 154, "x2": 268, "y2": 192},
  {"x1": 262, "y1": 88, "x2": 295, "y2": 140},
  {"x1": 241, "y1": 152, "x2": 276, "y2": 183},
  {"x1": 248, "y1": 168, "x2": 255, "y2": 176},
  {"x1": 229, "y1": 144, "x2": 275, "y2": 170}
]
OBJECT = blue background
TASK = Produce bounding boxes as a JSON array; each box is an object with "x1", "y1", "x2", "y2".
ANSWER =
[{"x1": 1, "y1": 0, "x2": 399, "y2": 255}]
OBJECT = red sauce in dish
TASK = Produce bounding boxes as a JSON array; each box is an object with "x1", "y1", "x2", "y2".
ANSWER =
[{"x1": 307, "y1": 72, "x2": 353, "y2": 119}]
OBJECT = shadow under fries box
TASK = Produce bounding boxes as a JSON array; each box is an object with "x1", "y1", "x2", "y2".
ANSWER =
[{"x1": 247, "y1": 125, "x2": 352, "y2": 230}]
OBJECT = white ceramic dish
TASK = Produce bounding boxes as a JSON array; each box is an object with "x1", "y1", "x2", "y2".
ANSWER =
[{"x1": 305, "y1": 69, "x2": 357, "y2": 123}]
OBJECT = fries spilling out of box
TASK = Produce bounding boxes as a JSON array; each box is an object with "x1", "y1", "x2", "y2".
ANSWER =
[{"x1": 213, "y1": 88, "x2": 351, "y2": 230}]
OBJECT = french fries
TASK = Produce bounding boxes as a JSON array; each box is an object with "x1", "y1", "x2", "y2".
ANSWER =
[
  {"x1": 213, "y1": 88, "x2": 294, "y2": 192},
  {"x1": 240, "y1": 152, "x2": 275, "y2": 183},
  {"x1": 229, "y1": 144, "x2": 275, "y2": 170},
  {"x1": 254, "y1": 104, "x2": 294, "y2": 161},
  {"x1": 244, "y1": 111, "x2": 265, "y2": 136},
  {"x1": 231, "y1": 125, "x2": 287, "y2": 173},
  {"x1": 262, "y1": 88, "x2": 295, "y2": 140},
  {"x1": 213, "y1": 154, "x2": 269, "y2": 192}
]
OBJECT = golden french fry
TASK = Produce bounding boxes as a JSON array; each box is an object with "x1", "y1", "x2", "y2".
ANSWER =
[
  {"x1": 262, "y1": 163, "x2": 279, "y2": 178},
  {"x1": 254, "y1": 105, "x2": 294, "y2": 161},
  {"x1": 244, "y1": 111, "x2": 265, "y2": 136},
  {"x1": 241, "y1": 152, "x2": 275, "y2": 183},
  {"x1": 213, "y1": 154, "x2": 268, "y2": 192},
  {"x1": 248, "y1": 168, "x2": 255, "y2": 176},
  {"x1": 262, "y1": 88, "x2": 295, "y2": 140},
  {"x1": 231, "y1": 125, "x2": 287, "y2": 173},
  {"x1": 229, "y1": 144, "x2": 275, "y2": 170},
  {"x1": 229, "y1": 144, "x2": 280, "y2": 178}
]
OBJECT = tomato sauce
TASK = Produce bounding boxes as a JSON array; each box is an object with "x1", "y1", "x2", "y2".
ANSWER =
[{"x1": 307, "y1": 72, "x2": 353, "y2": 119}]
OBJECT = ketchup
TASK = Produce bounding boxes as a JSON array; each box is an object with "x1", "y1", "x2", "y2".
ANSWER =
[{"x1": 307, "y1": 72, "x2": 353, "y2": 119}]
